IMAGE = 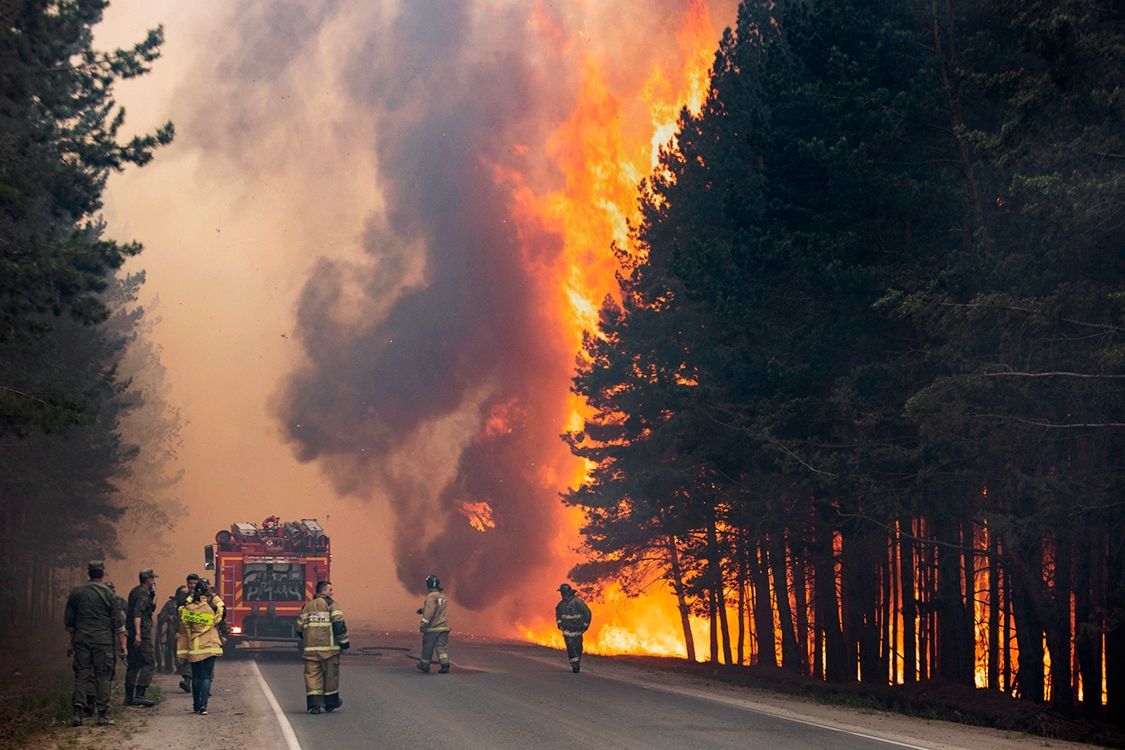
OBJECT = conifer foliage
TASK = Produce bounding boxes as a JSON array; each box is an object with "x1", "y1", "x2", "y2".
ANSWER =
[
  {"x1": 566, "y1": 0, "x2": 1125, "y2": 715},
  {"x1": 0, "y1": 1, "x2": 176, "y2": 633}
]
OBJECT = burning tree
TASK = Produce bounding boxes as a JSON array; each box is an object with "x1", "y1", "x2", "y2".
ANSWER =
[{"x1": 566, "y1": 0, "x2": 1125, "y2": 720}]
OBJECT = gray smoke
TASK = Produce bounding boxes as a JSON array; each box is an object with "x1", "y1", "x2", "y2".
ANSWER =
[{"x1": 171, "y1": 0, "x2": 728, "y2": 616}]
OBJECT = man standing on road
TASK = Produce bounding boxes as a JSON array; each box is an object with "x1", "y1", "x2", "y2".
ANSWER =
[
  {"x1": 65, "y1": 561, "x2": 126, "y2": 726},
  {"x1": 555, "y1": 583, "x2": 592, "y2": 673},
  {"x1": 177, "y1": 578, "x2": 224, "y2": 714},
  {"x1": 296, "y1": 580, "x2": 350, "y2": 714},
  {"x1": 416, "y1": 575, "x2": 450, "y2": 674},
  {"x1": 175, "y1": 572, "x2": 199, "y2": 692},
  {"x1": 125, "y1": 568, "x2": 158, "y2": 707}
]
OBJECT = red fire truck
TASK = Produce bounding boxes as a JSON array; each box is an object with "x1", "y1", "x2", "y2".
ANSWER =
[{"x1": 203, "y1": 516, "x2": 331, "y2": 649}]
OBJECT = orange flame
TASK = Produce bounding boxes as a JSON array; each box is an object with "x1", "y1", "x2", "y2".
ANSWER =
[
  {"x1": 497, "y1": 1, "x2": 725, "y2": 657},
  {"x1": 457, "y1": 500, "x2": 496, "y2": 532}
]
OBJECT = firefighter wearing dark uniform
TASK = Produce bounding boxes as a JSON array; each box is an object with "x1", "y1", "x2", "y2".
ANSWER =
[
  {"x1": 64, "y1": 561, "x2": 126, "y2": 726},
  {"x1": 416, "y1": 575, "x2": 450, "y2": 673},
  {"x1": 125, "y1": 568, "x2": 159, "y2": 707},
  {"x1": 177, "y1": 578, "x2": 224, "y2": 714},
  {"x1": 296, "y1": 580, "x2": 349, "y2": 713},
  {"x1": 555, "y1": 583, "x2": 592, "y2": 673}
]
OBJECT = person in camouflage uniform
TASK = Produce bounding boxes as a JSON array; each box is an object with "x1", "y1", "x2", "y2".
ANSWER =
[
  {"x1": 64, "y1": 561, "x2": 126, "y2": 726},
  {"x1": 124, "y1": 568, "x2": 159, "y2": 707}
]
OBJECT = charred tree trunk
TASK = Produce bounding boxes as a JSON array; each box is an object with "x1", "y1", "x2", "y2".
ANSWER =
[
  {"x1": 793, "y1": 544, "x2": 810, "y2": 675},
  {"x1": 751, "y1": 540, "x2": 776, "y2": 668},
  {"x1": 1074, "y1": 522, "x2": 1101, "y2": 716},
  {"x1": 900, "y1": 516, "x2": 917, "y2": 683},
  {"x1": 667, "y1": 535, "x2": 696, "y2": 662},
  {"x1": 736, "y1": 532, "x2": 747, "y2": 665},
  {"x1": 707, "y1": 517, "x2": 733, "y2": 665},
  {"x1": 1050, "y1": 533, "x2": 1075, "y2": 713},
  {"x1": 813, "y1": 509, "x2": 847, "y2": 681},
  {"x1": 988, "y1": 528, "x2": 1000, "y2": 691},
  {"x1": 770, "y1": 530, "x2": 801, "y2": 672},
  {"x1": 1012, "y1": 539, "x2": 1046, "y2": 703},
  {"x1": 934, "y1": 509, "x2": 972, "y2": 684}
]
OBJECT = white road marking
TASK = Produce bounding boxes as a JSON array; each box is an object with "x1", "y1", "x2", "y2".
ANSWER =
[
  {"x1": 506, "y1": 650, "x2": 937, "y2": 750},
  {"x1": 251, "y1": 659, "x2": 302, "y2": 750}
]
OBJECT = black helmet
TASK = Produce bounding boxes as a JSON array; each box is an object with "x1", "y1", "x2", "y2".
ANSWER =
[
  {"x1": 558, "y1": 583, "x2": 574, "y2": 596},
  {"x1": 425, "y1": 575, "x2": 441, "y2": 590}
]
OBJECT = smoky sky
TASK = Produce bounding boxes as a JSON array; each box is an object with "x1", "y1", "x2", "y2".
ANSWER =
[
  {"x1": 167, "y1": 0, "x2": 728, "y2": 616},
  {"x1": 276, "y1": 0, "x2": 577, "y2": 611}
]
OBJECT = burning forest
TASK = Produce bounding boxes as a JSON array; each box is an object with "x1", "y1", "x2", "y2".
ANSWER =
[{"x1": 2, "y1": 0, "x2": 1123, "y2": 737}]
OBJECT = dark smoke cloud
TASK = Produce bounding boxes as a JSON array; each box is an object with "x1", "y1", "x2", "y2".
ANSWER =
[
  {"x1": 170, "y1": 0, "x2": 734, "y2": 618},
  {"x1": 278, "y1": 1, "x2": 579, "y2": 611}
]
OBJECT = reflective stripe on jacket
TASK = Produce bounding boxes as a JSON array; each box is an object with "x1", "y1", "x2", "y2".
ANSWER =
[
  {"x1": 176, "y1": 597, "x2": 224, "y2": 662},
  {"x1": 296, "y1": 595, "x2": 348, "y2": 660},
  {"x1": 555, "y1": 595, "x2": 592, "y2": 637},
  {"x1": 420, "y1": 590, "x2": 449, "y2": 633}
]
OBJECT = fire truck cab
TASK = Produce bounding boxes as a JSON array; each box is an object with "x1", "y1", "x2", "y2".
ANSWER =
[{"x1": 204, "y1": 516, "x2": 330, "y2": 650}]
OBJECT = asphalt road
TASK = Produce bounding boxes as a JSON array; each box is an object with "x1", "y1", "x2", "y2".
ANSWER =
[{"x1": 250, "y1": 635, "x2": 943, "y2": 750}]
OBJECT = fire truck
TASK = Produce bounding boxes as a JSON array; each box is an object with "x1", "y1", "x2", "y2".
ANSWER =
[{"x1": 204, "y1": 516, "x2": 330, "y2": 649}]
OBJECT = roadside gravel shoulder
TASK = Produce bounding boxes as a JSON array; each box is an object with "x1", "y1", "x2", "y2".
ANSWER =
[{"x1": 29, "y1": 659, "x2": 287, "y2": 750}]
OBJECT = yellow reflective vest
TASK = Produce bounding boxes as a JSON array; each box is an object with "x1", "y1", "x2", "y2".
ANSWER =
[
  {"x1": 296, "y1": 595, "x2": 348, "y2": 660},
  {"x1": 176, "y1": 595, "x2": 224, "y2": 662}
]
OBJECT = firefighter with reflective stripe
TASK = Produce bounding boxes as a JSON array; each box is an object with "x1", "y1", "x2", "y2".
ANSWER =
[
  {"x1": 416, "y1": 575, "x2": 450, "y2": 673},
  {"x1": 296, "y1": 580, "x2": 349, "y2": 714},
  {"x1": 555, "y1": 583, "x2": 592, "y2": 673},
  {"x1": 176, "y1": 578, "x2": 224, "y2": 714}
]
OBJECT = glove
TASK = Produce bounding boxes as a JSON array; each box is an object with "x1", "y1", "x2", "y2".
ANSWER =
[{"x1": 340, "y1": 642, "x2": 350, "y2": 652}]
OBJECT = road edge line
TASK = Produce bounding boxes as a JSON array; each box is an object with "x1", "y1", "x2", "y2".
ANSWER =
[{"x1": 250, "y1": 658, "x2": 302, "y2": 750}]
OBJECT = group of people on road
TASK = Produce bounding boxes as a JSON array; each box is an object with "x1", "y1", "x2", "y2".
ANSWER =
[
  {"x1": 65, "y1": 562, "x2": 227, "y2": 725},
  {"x1": 69, "y1": 562, "x2": 592, "y2": 723}
]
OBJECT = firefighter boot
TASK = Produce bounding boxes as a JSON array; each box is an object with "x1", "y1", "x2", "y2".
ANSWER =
[
  {"x1": 572, "y1": 661, "x2": 581, "y2": 673},
  {"x1": 416, "y1": 661, "x2": 430, "y2": 673},
  {"x1": 132, "y1": 686, "x2": 156, "y2": 708}
]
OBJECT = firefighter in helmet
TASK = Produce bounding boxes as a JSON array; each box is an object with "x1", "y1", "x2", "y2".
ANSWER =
[
  {"x1": 555, "y1": 583, "x2": 592, "y2": 673},
  {"x1": 177, "y1": 577, "x2": 224, "y2": 714},
  {"x1": 175, "y1": 573, "x2": 200, "y2": 691},
  {"x1": 416, "y1": 575, "x2": 450, "y2": 673},
  {"x1": 296, "y1": 580, "x2": 350, "y2": 714}
]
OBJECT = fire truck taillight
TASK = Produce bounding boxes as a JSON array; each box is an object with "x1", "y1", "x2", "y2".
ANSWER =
[{"x1": 230, "y1": 626, "x2": 243, "y2": 634}]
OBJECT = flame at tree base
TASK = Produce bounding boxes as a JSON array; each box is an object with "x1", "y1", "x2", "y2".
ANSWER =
[{"x1": 518, "y1": 582, "x2": 708, "y2": 659}]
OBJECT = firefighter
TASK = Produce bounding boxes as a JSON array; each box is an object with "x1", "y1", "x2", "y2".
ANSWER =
[
  {"x1": 177, "y1": 577, "x2": 224, "y2": 714},
  {"x1": 64, "y1": 561, "x2": 126, "y2": 726},
  {"x1": 416, "y1": 575, "x2": 450, "y2": 674},
  {"x1": 555, "y1": 583, "x2": 592, "y2": 673},
  {"x1": 124, "y1": 568, "x2": 159, "y2": 707},
  {"x1": 296, "y1": 580, "x2": 349, "y2": 714},
  {"x1": 175, "y1": 573, "x2": 200, "y2": 692}
]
